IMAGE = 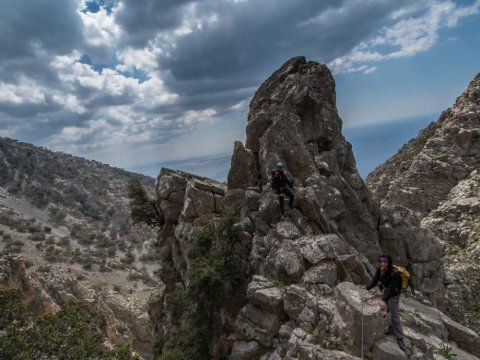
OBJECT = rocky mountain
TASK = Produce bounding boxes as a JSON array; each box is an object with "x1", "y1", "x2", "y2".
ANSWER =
[
  {"x1": 366, "y1": 73, "x2": 480, "y2": 334},
  {"x1": 0, "y1": 137, "x2": 160, "y2": 357},
  {"x1": 146, "y1": 57, "x2": 479, "y2": 359}
]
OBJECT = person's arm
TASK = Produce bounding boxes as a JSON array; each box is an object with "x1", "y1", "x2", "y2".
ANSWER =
[
  {"x1": 382, "y1": 271, "x2": 401, "y2": 302},
  {"x1": 286, "y1": 175, "x2": 294, "y2": 188},
  {"x1": 366, "y1": 268, "x2": 380, "y2": 290}
]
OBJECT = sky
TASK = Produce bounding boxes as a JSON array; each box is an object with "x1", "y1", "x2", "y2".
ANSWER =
[{"x1": 0, "y1": 0, "x2": 479, "y2": 180}]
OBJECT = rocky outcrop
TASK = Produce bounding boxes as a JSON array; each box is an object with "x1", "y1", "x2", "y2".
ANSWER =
[
  {"x1": 366, "y1": 73, "x2": 480, "y2": 332},
  {"x1": 150, "y1": 167, "x2": 239, "y2": 351},
  {"x1": 227, "y1": 56, "x2": 443, "y2": 301},
  {"x1": 146, "y1": 57, "x2": 469, "y2": 359},
  {"x1": 232, "y1": 279, "x2": 480, "y2": 359},
  {"x1": 231, "y1": 56, "x2": 381, "y2": 264},
  {"x1": 422, "y1": 169, "x2": 480, "y2": 332},
  {"x1": 0, "y1": 255, "x2": 57, "y2": 315}
]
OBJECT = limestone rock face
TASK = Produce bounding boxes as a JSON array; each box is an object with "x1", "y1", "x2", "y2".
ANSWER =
[
  {"x1": 147, "y1": 58, "x2": 479, "y2": 360},
  {"x1": 378, "y1": 204, "x2": 445, "y2": 306},
  {"x1": 334, "y1": 282, "x2": 384, "y2": 357},
  {"x1": 422, "y1": 169, "x2": 480, "y2": 332},
  {"x1": 226, "y1": 56, "x2": 442, "y2": 297},
  {"x1": 366, "y1": 73, "x2": 480, "y2": 217},
  {"x1": 229, "y1": 56, "x2": 381, "y2": 264}
]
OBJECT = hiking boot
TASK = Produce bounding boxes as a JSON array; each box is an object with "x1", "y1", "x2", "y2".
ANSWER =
[{"x1": 396, "y1": 338, "x2": 406, "y2": 352}]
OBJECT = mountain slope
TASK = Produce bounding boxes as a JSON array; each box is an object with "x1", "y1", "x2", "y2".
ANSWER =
[
  {"x1": 366, "y1": 73, "x2": 480, "y2": 217},
  {"x1": 0, "y1": 136, "x2": 159, "y2": 356},
  {"x1": 366, "y1": 73, "x2": 480, "y2": 333}
]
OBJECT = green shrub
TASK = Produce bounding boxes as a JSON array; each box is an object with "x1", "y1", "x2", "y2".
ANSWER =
[
  {"x1": 139, "y1": 251, "x2": 158, "y2": 262},
  {"x1": 161, "y1": 326, "x2": 210, "y2": 360},
  {"x1": 90, "y1": 283, "x2": 105, "y2": 292},
  {"x1": 437, "y1": 344, "x2": 457, "y2": 359},
  {"x1": 0, "y1": 292, "x2": 139, "y2": 359},
  {"x1": 29, "y1": 232, "x2": 46, "y2": 241},
  {"x1": 160, "y1": 212, "x2": 244, "y2": 358},
  {"x1": 0, "y1": 289, "x2": 27, "y2": 330},
  {"x1": 48, "y1": 206, "x2": 67, "y2": 224},
  {"x1": 121, "y1": 251, "x2": 135, "y2": 265},
  {"x1": 127, "y1": 178, "x2": 163, "y2": 228},
  {"x1": 37, "y1": 265, "x2": 51, "y2": 273},
  {"x1": 81, "y1": 257, "x2": 94, "y2": 270},
  {"x1": 56, "y1": 237, "x2": 70, "y2": 246},
  {"x1": 165, "y1": 290, "x2": 189, "y2": 325}
]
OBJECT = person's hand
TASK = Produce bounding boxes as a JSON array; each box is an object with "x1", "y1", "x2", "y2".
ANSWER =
[{"x1": 379, "y1": 300, "x2": 387, "y2": 311}]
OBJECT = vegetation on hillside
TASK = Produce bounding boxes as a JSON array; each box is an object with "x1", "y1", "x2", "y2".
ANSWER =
[
  {"x1": 0, "y1": 137, "x2": 159, "y2": 275},
  {"x1": 0, "y1": 288, "x2": 139, "y2": 360}
]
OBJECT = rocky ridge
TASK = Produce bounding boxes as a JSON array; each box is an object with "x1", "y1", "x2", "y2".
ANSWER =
[
  {"x1": 148, "y1": 57, "x2": 479, "y2": 359},
  {"x1": 366, "y1": 73, "x2": 480, "y2": 217},
  {"x1": 366, "y1": 73, "x2": 480, "y2": 333}
]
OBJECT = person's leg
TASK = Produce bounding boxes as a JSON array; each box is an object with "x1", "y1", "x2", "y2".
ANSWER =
[
  {"x1": 388, "y1": 296, "x2": 406, "y2": 350},
  {"x1": 277, "y1": 193, "x2": 285, "y2": 214},
  {"x1": 284, "y1": 187, "x2": 294, "y2": 209}
]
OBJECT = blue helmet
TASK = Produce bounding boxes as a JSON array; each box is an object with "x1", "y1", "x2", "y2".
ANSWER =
[{"x1": 276, "y1": 162, "x2": 284, "y2": 169}]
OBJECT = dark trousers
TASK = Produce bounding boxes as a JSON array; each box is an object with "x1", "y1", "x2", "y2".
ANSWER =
[
  {"x1": 387, "y1": 295, "x2": 404, "y2": 340},
  {"x1": 277, "y1": 187, "x2": 294, "y2": 214}
]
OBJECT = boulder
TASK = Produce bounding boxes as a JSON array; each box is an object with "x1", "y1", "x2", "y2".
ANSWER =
[
  {"x1": 334, "y1": 282, "x2": 384, "y2": 357},
  {"x1": 246, "y1": 275, "x2": 286, "y2": 320},
  {"x1": 229, "y1": 340, "x2": 261, "y2": 360},
  {"x1": 372, "y1": 340, "x2": 408, "y2": 360},
  {"x1": 235, "y1": 304, "x2": 281, "y2": 346}
]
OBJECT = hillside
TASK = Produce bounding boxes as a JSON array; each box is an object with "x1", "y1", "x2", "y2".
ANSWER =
[
  {"x1": 0, "y1": 136, "x2": 160, "y2": 357},
  {"x1": 366, "y1": 73, "x2": 480, "y2": 333}
]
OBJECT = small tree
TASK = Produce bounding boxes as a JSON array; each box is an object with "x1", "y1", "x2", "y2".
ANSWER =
[{"x1": 126, "y1": 179, "x2": 163, "y2": 228}]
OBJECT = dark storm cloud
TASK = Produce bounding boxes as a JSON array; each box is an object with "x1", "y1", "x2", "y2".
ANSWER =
[
  {"x1": 0, "y1": 1, "x2": 84, "y2": 62},
  {"x1": 147, "y1": 0, "x2": 408, "y2": 100},
  {"x1": 3, "y1": 0, "x2": 455, "y2": 168},
  {"x1": 115, "y1": 0, "x2": 201, "y2": 46}
]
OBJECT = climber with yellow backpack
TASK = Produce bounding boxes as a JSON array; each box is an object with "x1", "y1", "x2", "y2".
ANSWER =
[{"x1": 362, "y1": 254, "x2": 409, "y2": 352}]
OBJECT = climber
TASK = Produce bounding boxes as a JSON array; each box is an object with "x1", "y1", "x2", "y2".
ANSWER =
[
  {"x1": 361, "y1": 254, "x2": 407, "y2": 352},
  {"x1": 271, "y1": 162, "x2": 294, "y2": 215}
]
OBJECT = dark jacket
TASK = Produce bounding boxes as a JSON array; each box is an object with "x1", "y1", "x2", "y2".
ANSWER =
[
  {"x1": 271, "y1": 170, "x2": 293, "y2": 192},
  {"x1": 366, "y1": 254, "x2": 402, "y2": 302}
]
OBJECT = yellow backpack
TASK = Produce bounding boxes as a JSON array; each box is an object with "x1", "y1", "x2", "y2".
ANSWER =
[{"x1": 393, "y1": 265, "x2": 414, "y2": 294}]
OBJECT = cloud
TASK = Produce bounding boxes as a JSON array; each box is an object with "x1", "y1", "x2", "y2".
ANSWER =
[
  {"x1": 0, "y1": 0, "x2": 478, "y2": 173},
  {"x1": 0, "y1": 77, "x2": 47, "y2": 105},
  {"x1": 329, "y1": 0, "x2": 480, "y2": 73}
]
